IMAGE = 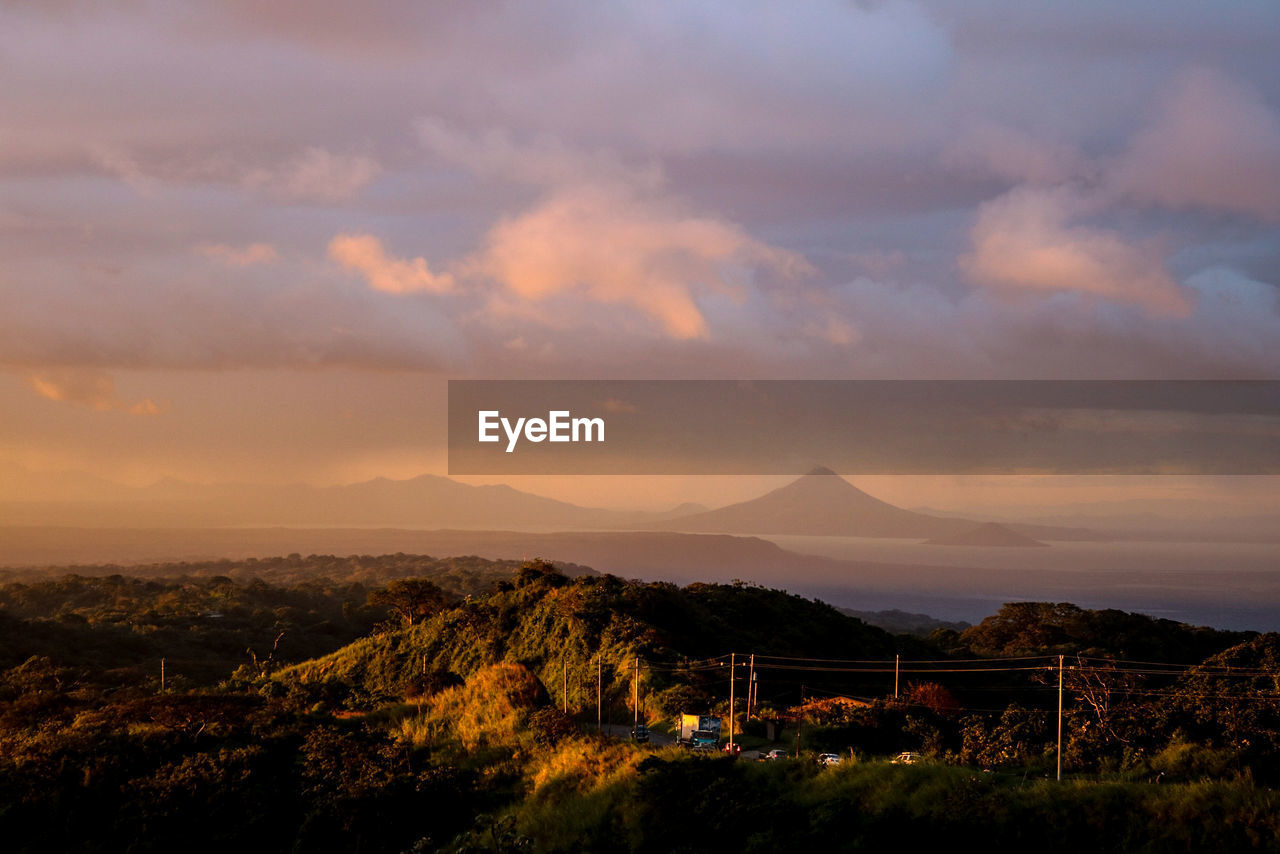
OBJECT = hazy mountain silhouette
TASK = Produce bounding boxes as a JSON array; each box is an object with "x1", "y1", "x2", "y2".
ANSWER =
[
  {"x1": 648, "y1": 467, "x2": 978, "y2": 538},
  {"x1": 923, "y1": 522, "x2": 1049, "y2": 548},
  {"x1": 0, "y1": 474, "x2": 652, "y2": 530}
]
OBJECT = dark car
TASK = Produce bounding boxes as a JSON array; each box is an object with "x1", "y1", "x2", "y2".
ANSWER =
[{"x1": 631, "y1": 724, "x2": 649, "y2": 743}]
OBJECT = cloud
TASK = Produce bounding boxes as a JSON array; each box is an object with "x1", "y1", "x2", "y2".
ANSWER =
[
  {"x1": 961, "y1": 186, "x2": 1191, "y2": 315},
  {"x1": 1115, "y1": 67, "x2": 1280, "y2": 221},
  {"x1": 329, "y1": 234, "x2": 456, "y2": 294},
  {"x1": 243, "y1": 147, "x2": 379, "y2": 202},
  {"x1": 413, "y1": 121, "x2": 813, "y2": 338},
  {"x1": 942, "y1": 123, "x2": 1085, "y2": 185},
  {"x1": 472, "y1": 181, "x2": 810, "y2": 339},
  {"x1": 3, "y1": 0, "x2": 1279, "y2": 391},
  {"x1": 0, "y1": 250, "x2": 464, "y2": 372},
  {"x1": 198, "y1": 242, "x2": 278, "y2": 266},
  {"x1": 416, "y1": 118, "x2": 662, "y2": 189},
  {"x1": 28, "y1": 369, "x2": 161, "y2": 415},
  {"x1": 88, "y1": 144, "x2": 161, "y2": 195}
]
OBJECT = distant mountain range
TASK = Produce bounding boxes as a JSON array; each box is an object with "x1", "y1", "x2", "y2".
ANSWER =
[
  {"x1": 0, "y1": 474, "x2": 641, "y2": 530},
  {"x1": 1, "y1": 465, "x2": 1274, "y2": 543}
]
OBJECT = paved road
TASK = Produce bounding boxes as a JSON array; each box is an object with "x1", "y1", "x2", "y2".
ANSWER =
[
  {"x1": 600, "y1": 724, "x2": 771, "y2": 759},
  {"x1": 601, "y1": 723, "x2": 675, "y2": 746}
]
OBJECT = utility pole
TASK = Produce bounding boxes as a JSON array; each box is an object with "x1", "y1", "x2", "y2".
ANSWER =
[
  {"x1": 597, "y1": 655, "x2": 603, "y2": 733},
  {"x1": 796, "y1": 683, "x2": 804, "y2": 757},
  {"x1": 419, "y1": 652, "x2": 427, "y2": 718},
  {"x1": 1057, "y1": 654, "x2": 1064, "y2": 782},
  {"x1": 747, "y1": 653, "x2": 755, "y2": 719},
  {"x1": 894, "y1": 654, "x2": 900, "y2": 699},
  {"x1": 160, "y1": 658, "x2": 166, "y2": 693},
  {"x1": 728, "y1": 653, "x2": 736, "y2": 749},
  {"x1": 563, "y1": 656, "x2": 569, "y2": 714},
  {"x1": 632, "y1": 656, "x2": 640, "y2": 738}
]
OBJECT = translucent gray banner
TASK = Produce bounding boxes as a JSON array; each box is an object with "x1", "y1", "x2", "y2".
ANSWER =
[{"x1": 447, "y1": 380, "x2": 1280, "y2": 475}]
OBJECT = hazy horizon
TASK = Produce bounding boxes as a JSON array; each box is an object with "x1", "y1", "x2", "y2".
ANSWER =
[{"x1": 2, "y1": 459, "x2": 1278, "y2": 524}]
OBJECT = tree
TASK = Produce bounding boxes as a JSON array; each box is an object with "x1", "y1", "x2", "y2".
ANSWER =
[{"x1": 368, "y1": 579, "x2": 449, "y2": 627}]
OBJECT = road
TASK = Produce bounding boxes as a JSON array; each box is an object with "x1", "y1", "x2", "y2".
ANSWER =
[{"x1": 599, "y1": 724, "x2": 768, "y2": 759}]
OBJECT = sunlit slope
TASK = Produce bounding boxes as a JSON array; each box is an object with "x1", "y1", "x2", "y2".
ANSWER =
[{"x1": 275, "y1": 567, "x2": 899, "y2": 700}]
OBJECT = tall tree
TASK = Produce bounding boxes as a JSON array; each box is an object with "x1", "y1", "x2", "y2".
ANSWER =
[{"x1": 368, "y1": 579, "x2": 449, "y2": 627}]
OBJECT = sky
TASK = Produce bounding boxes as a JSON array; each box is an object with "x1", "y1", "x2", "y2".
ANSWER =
[{"x1": 1, "y1": 0, "x2": 1278, "y2": 509}]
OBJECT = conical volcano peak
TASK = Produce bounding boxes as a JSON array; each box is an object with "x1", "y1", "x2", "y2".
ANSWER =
[{"x1": 649, "y1": 466, "x2": 979, "y2": 537}]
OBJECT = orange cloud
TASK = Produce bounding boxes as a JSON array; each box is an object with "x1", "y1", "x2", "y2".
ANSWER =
[
  {"x1": 415, "y1": 121, "x2": 813, "y2": 339},
  {"x1": 328, "y1": 234, "x2": 455, "y2": 294},
  {"x1": 473, "y1": 182, "x2": 810, "y2": 339},
  {"x1": 29, "y1": 370, "x2": 162, "y2": 415},
  {"x1": 962, "y1": 187, "x2": 1191, "y2": 316}
]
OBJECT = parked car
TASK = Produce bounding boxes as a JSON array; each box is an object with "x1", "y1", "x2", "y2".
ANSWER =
[
  {"x1": 762, "y1": 748, "x2": 789, "y2": 761},
  {"x1": 891, "y1": 752, "x2": 921, "y2": 764},
  {"x1": 817, "y1": 753, "x2": 842, "y2": 766},
  {"x1": 723, "y1": 742, "x2": 742, "y2": 757},
  {"x1": 631, "y1": 724, "x2": 649, "y2": 743}
]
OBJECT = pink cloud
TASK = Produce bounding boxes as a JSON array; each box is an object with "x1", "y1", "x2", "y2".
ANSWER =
[
  {"x1": 329, "y1": 234, "x2": 455, "y2": 294},
  {"x1": 472, "y1": 182, "x2": 810, "y2": 339},
  {"x1": 943, "y1": 123, "x2": 1085, "y2": 185},
  {"x1": 1115, "y1": 67, "x2": 1280, "y2": 221},
  {"x1": 961, "y1": 186, "x2": 1191, "y2": 316}
]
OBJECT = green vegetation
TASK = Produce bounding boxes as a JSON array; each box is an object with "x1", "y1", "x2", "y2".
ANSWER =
[
  {"x1": 276, "y1": 567, "x2": 897, "y2": 718},
  {"x1": 3, "y1": 558, "x2": 1280, "y2": 851},
  {"x1": 949, "y1": 601, "x2": 1251, "y2": 661},
  {"x1": 512, "y1": 753, "x2": 1280, "y2": 853},
  {"x1": 0, "y1": 552, "x2": 594, "y2": 594}
]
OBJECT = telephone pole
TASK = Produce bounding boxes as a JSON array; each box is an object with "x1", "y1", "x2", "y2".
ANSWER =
[
  {"x1": 597, "y1": 655, "x2": 603, "y2": 733},
  {"x1": 728, "y1": 653, "x2": 736, "y2": 749},
  {"x1": 894, "y1": 654, "x2": 900, "y2": 699},
  {"x1": 632, "y1": 656, "x2": 640, "y2": 738},
  {"x1": 796, "y1": 683, "x2": 804, "y2": 757},
  {"x1": 747, "y1": 653, "x2": 755, "y2": 719},
  {"x1": 160, "y1": 658, "x2": 166, "y2": 692},
  {"x1": 563, "y1": 656, "x2": 569, "y2": 714},
  {"x1": 1057, "y1": 654, "x2": 1065, "y2": 782}
]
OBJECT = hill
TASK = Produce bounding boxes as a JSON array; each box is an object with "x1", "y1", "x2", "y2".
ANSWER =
[
  {"x1": 0, "y1": 555, "x2": 595, "y2": 685},
  {"x1": 840, "y1": 607, "x2": 971, "y2": 636},
  {"x1": 277, "y1": 565, "x2": 901, "y2": 708},
  {"x1": 953, "y1": 602, "x2": 1251, "y2": 661}
]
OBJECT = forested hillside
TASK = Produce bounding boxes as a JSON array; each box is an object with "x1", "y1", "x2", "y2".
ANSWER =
[{"x1": 3, "y1": 557, "x2": 1280, "y2": 852}]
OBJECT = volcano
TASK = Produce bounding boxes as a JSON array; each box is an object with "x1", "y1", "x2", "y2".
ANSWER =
[{"x1": 650, "y1": 467, "x2": 977, "y2": 538}]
